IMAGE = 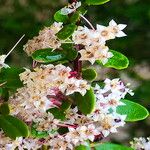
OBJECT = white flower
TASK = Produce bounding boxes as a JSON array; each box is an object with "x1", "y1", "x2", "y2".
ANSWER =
[
  {"x1": 130, "y1": 137, "x2": 150, "y2": 150},
  {"x1": 61, "y1": 2, "x2": 81, "y2": 15},
  {"x1": 0, "y1": 55, "x2": 9, "y2": 69},
  {"x1": 96, "y1": 24, "x2": 115, "y2": 41},
  {"x1": 109, "y1": 19, "x2": 127, "y2": 37},
  {"x1": 96, "y1": 20, "x2": 127, "y2": 41},
  {"x1": 72, "y1": 26, "x2": 92, "y2": 45}
]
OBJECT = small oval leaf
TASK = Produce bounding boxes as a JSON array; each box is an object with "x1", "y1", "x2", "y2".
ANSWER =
[
  {"x1": 85, "y1": 0, "x2": 110, "y2": 5},
  {"x1": 47, "y1": 107, "x2": 66, "y2": 121},
  {"x1": 94, "y1": 143, "x2": 133, "y2": 150},
  {"x1": 61, "y1": 43, "x2": 78, "y2": 61},
  {"x1": 56, "y1": 24, "x2": 77, "y2": 40},
  {"x1": 0, "y1": 115, "x2": 29, "y2": 139},
  {"x1": 32, "y1": 48, "x2": 66, "y2": 63},
  {"x1": 54, "y1": 10, "x2": 69, "y2": 23},
  {"x1": 82, "y1": 68, "x2": 97, "y2": 81},
  {"x1": 117, "y1": 99, "x2": 149, "y2": 122},
  {"x1": 74, "y1": 88, "x2": 96, "y2": 115},
  {"x1": 97, "y1": 50, "x2": 129, "y2": 70},
  {"x1": 70, "y1": 11, "x2": 80, "y2": 23}
]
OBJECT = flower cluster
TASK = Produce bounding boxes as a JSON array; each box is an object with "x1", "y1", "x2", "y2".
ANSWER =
[
  {"x1": 0, "y1": 78, "x2": 132, "y2": 150},
  {"x1": 60, "y1": 1, "x2": 81, "y2": 15},
  {"x1": 130, "y1": 137, "x2": 150, "y2": 150},
  {"x1": 18, "y1": 64, "x2": 89, "y2": 112},
  {"x1": 72, "y1": 20, "x2": 127, "y2": 64},
  {"x1": 23, "y1": 22, "x2": 63, "y2": 55},
  {"x1": 0, "y1": 1, "x2": 138, "y2": 150}
]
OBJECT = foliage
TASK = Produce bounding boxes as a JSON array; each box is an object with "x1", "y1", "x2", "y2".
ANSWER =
[{"x1": 0, "y1": 0, "x2": 149, "y2": 149}]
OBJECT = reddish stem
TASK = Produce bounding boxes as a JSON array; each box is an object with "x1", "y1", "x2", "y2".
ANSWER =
[{"x1": 74, "y1": 45, "x2": 82, "y2": 79}]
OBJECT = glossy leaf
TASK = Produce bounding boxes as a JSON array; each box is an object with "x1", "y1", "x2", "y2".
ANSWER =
[
  {"x1": 70, "y1": 11, "x2": 80, "y2": 23},
  {"x1": 32, "y1": 48, "x2": 66, "y2": 63},
  {"x1": 85, "y1": 0, "x2": 110, "y2": 5},
  {"x1": 0, "y1": 115, "x2": 29, "y2": 139},
  {"x1": 82, "y1": 68, "x2": 97, "y2": 81},
  {"x1": 54, "y1": 10, "x2": 69, "y2": 23},
  {"x1": 117, "y1": 99, "x2": 149, "y2": 122},
  {"x1": 97, "y1": 50, "x2": 129, "y2": 70},
  {"x1": 94, "y1": 143, "x2": 133, "y2": 150},
  {"x1": 0, "y1": 103, "x2": 10, "y2": 115},
  {"x1": 47, "y1": 107, "x2": 66, "y2": 121},
  {"x1": 56, "y1": 24, "x2": 77, "y2": 40},
  {"x1": 32, "y1": 44, "x2": 78, "y2": 63},
  {"x1": 0, "y1": 67, "x2": 24, "y2": 91},
  {"x1": 74, "y1": 88, "x2": 96, "y2": 115}
]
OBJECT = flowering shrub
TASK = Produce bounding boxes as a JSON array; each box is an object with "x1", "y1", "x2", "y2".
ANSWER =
[{"x1": 0, "y1": 0, "x2": 149, "y2": 150}]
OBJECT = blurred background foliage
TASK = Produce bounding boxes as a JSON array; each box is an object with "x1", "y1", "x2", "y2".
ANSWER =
[{"x1": 0, "y1": 0, "x2": 150, "y2": 146}]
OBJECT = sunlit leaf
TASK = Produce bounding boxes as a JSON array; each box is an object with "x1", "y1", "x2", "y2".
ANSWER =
[
  {"x1": 32, "y1": 48, "x2": 66, "y2": 63},
  {"x1": 97, "y1": 50, "x2": 129, "y2": 70},
  {"x1": 117, "y1": 99, "x2": 149, "y2": 122},
  {"x1": 85, "y1": 0, "x2": 110, "y2": 5},
  {"x1": 54, "y1": 10, "x2": 69, "y2": 23}
]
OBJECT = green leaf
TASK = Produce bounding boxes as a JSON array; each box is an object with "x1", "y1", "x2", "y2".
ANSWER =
[
  {"x1": 0, "y1": 88, "x2": 9, "y2": 101},
  {"x1": 0, "y1": 115, "x2": 29, "y2": 139},
  {"x1": 32, "y1": 48, "x2": 66, "y2": 63},
  {"x1": 47, "y1": 107, "x2": 66, "y2": 121},
  {"x1": 74, "y1": 88, "x2": 96, "y2": 115},
  {"x1": 54, "y1": 10, "x2": 69, "y2": 23},
  {"x1": 85, "y1": 0, "x2": 110, "y2": 5},
  {"x1": 61, "y1": 43, "x2": 78, "y2": 61},
  {"x1": 97, "y1": 50, "x2": 129, "y2": 70},
  {"x1": 82, "y1": 68, "x2": 97, "y2": 81},
  {"x1": 75, "y1": 145, "x2": 91, "y2": 150},
  {"x1": 32, "y1": 44, "x2": 78, "y2": 63},
  {"x1": 60, "y1": 100, "x2": 71, "y2": 111},
  {"x1": 117, "y1": 99, "x2": 149, "y2": 122},
  {"x1": 0, "y1": 103, "x2": 10, "y2": 115},
  {"x1": 94, "y1": 143, "x2": 133, "y2": 150},
  {"x1": 56, "y1": 24, "x2": 77, "y2": 40},
  {"x1": 0, "y1": 67, "x2": 25, "y2": 91},
  {"x1": 70, "y1": 11, "x2": 80, "y2": 23}
]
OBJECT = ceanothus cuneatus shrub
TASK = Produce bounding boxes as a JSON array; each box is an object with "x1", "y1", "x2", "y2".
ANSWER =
[{"x1": 0, "y1": 0, "x2": 149, "y2": 149}]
